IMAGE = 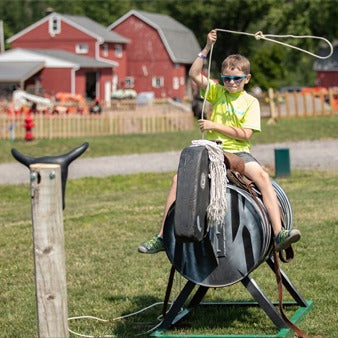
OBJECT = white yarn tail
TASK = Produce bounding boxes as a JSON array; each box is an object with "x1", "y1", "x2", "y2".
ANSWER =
[{"x1": 191, "y1": 140, "x2": 227, "y2": 226}]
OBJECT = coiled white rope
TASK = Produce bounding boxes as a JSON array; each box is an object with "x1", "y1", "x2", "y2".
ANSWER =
[{"x1": 191, "y1": 139, "x2": 227, "y2": 226}]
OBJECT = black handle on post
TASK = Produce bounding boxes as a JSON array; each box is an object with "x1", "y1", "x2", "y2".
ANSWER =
[{"x1": 11, "y1": 142, "x2": 89, "y2": 209}]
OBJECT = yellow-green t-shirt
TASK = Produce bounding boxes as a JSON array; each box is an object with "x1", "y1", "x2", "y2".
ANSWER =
[{"x1": 201, "y1": 81, "x2": 261, "y2": 153}]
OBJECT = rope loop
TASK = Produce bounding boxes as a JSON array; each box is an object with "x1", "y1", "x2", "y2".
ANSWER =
[
  {"x1": 199, "y1": 28, "x2": 333, "y2": 122},
  {"x1": 254, "y1": 31, "x2": 264, "y2": 40},
  {"x1": 214, "y1": 28, "x2": 333, "y2": 59}
]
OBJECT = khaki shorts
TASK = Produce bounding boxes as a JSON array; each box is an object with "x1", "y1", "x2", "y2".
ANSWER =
[{"x1": 234, "y1": 152, "x2": 259, "y2": 164}]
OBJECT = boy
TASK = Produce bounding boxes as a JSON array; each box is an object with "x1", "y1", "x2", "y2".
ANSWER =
[{"x1": 138, "y1": 29, "x2": 301, "y2": 254}]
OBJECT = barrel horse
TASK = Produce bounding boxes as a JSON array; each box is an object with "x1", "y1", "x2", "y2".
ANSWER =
[
  {"x1": 10, "y1": 142, "x2": 311, "y2": 335},
  {"x1": 157, "y1": 143, "x2": 311, "y2": 333}
]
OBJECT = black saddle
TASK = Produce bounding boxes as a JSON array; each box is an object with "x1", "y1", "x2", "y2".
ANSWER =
[{"x1": 11, "y1": 142, "x2": 89, "y2": 209}]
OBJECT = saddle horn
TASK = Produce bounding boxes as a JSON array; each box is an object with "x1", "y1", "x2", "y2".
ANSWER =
[{"x1": 11, "y1": 142, "x2": 89, "y2": 209}]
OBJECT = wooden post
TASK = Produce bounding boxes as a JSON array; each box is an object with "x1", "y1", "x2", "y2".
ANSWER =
[
  {"x1": 30, "y1": 163, "x2": 69, "y2": 338},
  {"x1": 320, "y1": 90, "x2": 325, "y2": 116},
  {"x1": 302, "y1": 92, "x2": 308, "y2": 117},
  {"x1": 285, "y1": 92, "x2": 290, "y2": 118},
  {"x1": 267, "y1": 88, "x2": 277, "y2": 124},
  {"x1": 275, "y1": 92, "x2": 281, "y2": 118},
  {"x1": 311, "y1": 92, "x2": 316, "y2": 116},
  {"x1": 293, "y1": 91, "x2": 299, "y2": 117},
  {"x1": 328, "y1": 88, "x2": 334, "y2": 116}
]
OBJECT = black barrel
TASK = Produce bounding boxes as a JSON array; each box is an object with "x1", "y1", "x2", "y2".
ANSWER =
[{"x1": 163, "y1": 146, "x2": 293, "y2": 288}]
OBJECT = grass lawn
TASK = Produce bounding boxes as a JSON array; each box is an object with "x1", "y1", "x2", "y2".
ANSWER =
[
  {"x1": 0, "y1": 115, "x2": 337, "y2": 163},
  {"x1": 0, "y1": 170, "x2": 337, "y2": 337}
]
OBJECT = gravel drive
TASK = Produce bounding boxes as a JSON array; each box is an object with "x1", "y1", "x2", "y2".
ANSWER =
[{"x1": 1, "y1": 139, "x2": 337, "y2": 185}]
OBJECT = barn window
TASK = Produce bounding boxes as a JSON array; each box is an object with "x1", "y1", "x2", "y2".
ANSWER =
[
  {"x1": 115, "y1": 44, "x2": 123, "y2": 58},
  {"x1": 76, "y1": 44, "x2": 89, "y2": 54},
  {"x1": 125, "y1": 77, "x2": 134, "y2": 88},
  {"x1": 49, "y1": 16, "x2": 61, "y2": 36},
  {"x1": 180, "y1": 76, "x2": 185, "y2": 85},
  {"x1": 173, "y1": 77, "x2": 179, "y2": 90},
  {"x1": 152, "y1": 77, "x2": 164, "y2": 88},
  {"x1": 103, "y1": 44, "x2": 109, "y2": 57}
]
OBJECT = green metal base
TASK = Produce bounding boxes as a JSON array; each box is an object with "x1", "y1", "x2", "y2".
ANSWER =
[{"x1": 151, "y1": 300, "x2": 313, "y2": 338}]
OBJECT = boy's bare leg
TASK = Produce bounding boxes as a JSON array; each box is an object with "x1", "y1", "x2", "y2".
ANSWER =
[
  {"x1": 138, "y1": 175, "x2": 177, "y2": 253},
  {"x1": 244, "y1": 162, "x2": 282, "y2": 236},
  {"x1": 243, "y1": 161, "x2": 301, "y2": 251},
  {"x1": 158, "y1": 174, "x2": 177, "y2": 237}
]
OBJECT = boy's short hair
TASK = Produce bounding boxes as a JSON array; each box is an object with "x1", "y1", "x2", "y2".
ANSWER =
[{"x1": 221, "y1": 54, "x2": 250, "y2": 74}]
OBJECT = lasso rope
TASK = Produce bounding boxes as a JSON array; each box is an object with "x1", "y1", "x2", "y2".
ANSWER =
[
  {"x1": 68, "y1": 29, "x2": 333, "y2": 338},
  {"x1": 200, "y1": 29, "x2": 334, "y2": 122},
  {"x1": 215, "y1": 29, "x2": 333, "y2": 60},
  {"x1": 198, "y1": 29, "x2": 333, "y2": 222}
]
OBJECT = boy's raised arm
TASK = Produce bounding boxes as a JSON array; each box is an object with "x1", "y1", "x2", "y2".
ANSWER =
[{"x1": 189, "y1": 30, "x2": 217, "y2": 90}]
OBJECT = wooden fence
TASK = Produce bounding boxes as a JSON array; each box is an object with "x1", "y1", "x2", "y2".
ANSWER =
[
  {"x1": 2, "y1": 89, "x2": 337, "y2": 140},
  {"x1": 268, "y1": 88, "x2": 338, "y2": 119},
  {"x1": 0, "y1": 104, "x2": 194, "y2": 140}
]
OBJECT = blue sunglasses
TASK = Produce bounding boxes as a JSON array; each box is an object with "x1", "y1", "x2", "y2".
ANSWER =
[{"x1": 221, "y1": 75, "x2": 247, "y2": 84}]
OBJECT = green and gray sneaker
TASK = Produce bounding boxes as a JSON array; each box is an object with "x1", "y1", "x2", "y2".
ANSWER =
[
  {"x1": 138, "y1": 235, "x2": 165, "y2": 254},
  {"x1": 275, "y1": 228, "x2": 301, "y2": 251}
]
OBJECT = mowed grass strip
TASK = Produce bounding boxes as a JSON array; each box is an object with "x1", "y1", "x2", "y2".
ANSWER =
[
  {"x1": 0, "y1": 170, "x2": 337, "y2": 336},
  {"x1": 0, "y1": 115, "x2": 337, "y2": 163}
]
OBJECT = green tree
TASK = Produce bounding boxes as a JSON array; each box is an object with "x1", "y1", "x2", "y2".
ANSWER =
[{"x1": 1, "y1": 0, "x2": 336, "y2": 90}]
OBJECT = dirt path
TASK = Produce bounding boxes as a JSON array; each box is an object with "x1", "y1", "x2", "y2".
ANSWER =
[{"x1": 1, "y1": 139, "x2": 337, "y2": 185}]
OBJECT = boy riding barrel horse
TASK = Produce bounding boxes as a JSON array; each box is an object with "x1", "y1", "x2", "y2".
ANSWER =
[{"x1": 138, "y1": 29, "x2": 301, "y2": 255}]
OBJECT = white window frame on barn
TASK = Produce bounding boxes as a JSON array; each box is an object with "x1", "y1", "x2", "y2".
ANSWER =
[
  {"x1": 173, "y1": 77, "x2": 179, "y2": 90},
  {"x1": 76, "y1": 43, "x2": 89, "y2": 54},
  {"x1": 125, "y1": 77, "x2": 135, "y2": 88},
  {"x1": 114, "y1": 44, "x2": 123, "y2": 58},
  {"x1": 152, "y1": 77, "x2": 164, "y2": 88},
  {"x1": 49, "y1": 16, "x2": 61, "y2": 36},
  {"x1": 103, "y1": 44, "x2": 109, "y2": 57}
]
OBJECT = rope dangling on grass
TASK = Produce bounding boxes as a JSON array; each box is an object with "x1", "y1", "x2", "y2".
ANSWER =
[{"x1": 191, "y1": 140, "x2": 227, "y2": 227}]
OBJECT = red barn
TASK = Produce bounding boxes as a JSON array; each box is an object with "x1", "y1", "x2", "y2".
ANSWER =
[
  {"x1": 4, "y1": 11, "x2": 129, "y2": 103},
  {"x1": 108, "y1": 10, "x2": 201, "y2": 99},
  {"x1": 0, "y1": 48, "x2": 116, "y2": 102}
]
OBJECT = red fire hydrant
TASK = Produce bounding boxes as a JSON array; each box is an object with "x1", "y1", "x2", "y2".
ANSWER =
[{"x1": 23, "y1": 114, "x2": 35, "y2": 141}]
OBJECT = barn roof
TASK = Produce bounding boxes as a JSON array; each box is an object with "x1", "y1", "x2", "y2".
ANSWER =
[
  {"x1": 108, "y1": 10, "x2": 201, "y2": 64},
  {"x1": 62, "y1": 14, "x2": 129, "y2": 44},
  {"x1": 29, "y1": 49, "x2": 117, "y2": 68},
  {"x1": 314, "y1": 40, "x2": 338, "y2": 71},
  {"x1": 7, "y1": 12, "x2": 129, "y2": 45},
  {"x1": 0, "y1": 48, "x2": 116, "y2": 69},
  {"x1": 0, "y1": 61, "x2": 44, "y2": 83}
]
